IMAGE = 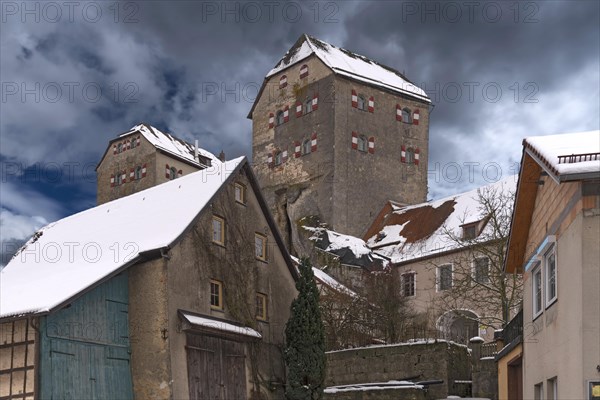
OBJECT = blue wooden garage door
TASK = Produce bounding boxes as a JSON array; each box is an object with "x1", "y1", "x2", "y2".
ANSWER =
[{"x1": 39, "y1": 273, "x2": 133, "y2": 399}]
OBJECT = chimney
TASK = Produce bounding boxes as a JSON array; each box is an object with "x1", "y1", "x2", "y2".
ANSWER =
[
  {"x1": 218, "y1": 150, "x2": 226, "y2": 162},
  {"x1": 194, "y1": 140, "x2": 199, "y2": 162}
]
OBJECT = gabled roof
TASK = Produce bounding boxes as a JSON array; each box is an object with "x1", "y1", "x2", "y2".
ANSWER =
[
  {"x1": 523, "y1": 130, "x2": 600, "y2": 182},
  {"x1": 505, "y1": 130, "x2": 600, "y2": 273},
  {"x1": 248, "y1": 34, "x2": 430, "y2": 118},
  {"x1": 97, "y1": 123, "x2": 219, "y2": 170},
  {"x1": 1, "y1": 155, "x2": 298, "y2": 319},
  {"x1": 366, "y1": 177, "x2": 517, "y2": 265}
]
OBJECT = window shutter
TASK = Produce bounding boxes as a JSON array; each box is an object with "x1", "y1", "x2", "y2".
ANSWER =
[
  {"x1": 295, "y1": 101, "x2": 302, "y2": 117},
  {"x1": 294, "y1": 141, "x2": 301, "y2": 158},
  {"x1": 368, "y1": 137, "x2": 375, "y2": 154},
  {"x1": 283, "y1": 106, "x2": 289, "y2": 123},
  {"x1": 401, "y1": 145, "x2": 406, "y2": 163},
  {"x1": 414, "y1": 148, "x2": 420, "y2": 165},
  {"x1": 312, "y1": 93, "x2": 319, "y2": 111},
  {"x1": 178, "y1": 169, "x2": 183, "y2": 177},
  {"x1": 282, "y1": 150, "x2": 288, "y2": 163},
  {"x1": 130, "y1": 168, "x2": 134, "y2": 179},
  {"x1": 300, "y1": 64, "x2": 308, "y2": 78},
  {"x1": 142, "y1": 164, "x2": 147, "y2": 178},
  {"x1": 351, "y1": 89, "x2": 358, "y2": 108},
  {"x1": 368, "y1": 96, "x2": 375, "y2": 113},
  {"x1": 268, "y1": 113, "x2": 274, "y2": 129},
  {"x1": 165, "y1": 164, "x2": 171, "y2": 179},
  {"x1": 110, "y1": 174, "x2": 115, "y2": 187},
  {"x1": 413, "y1": 109, "x2": 420, "y2": 125},
  {"x1": 267, "y1": 154, "x2": 273, "y2": 168},
  {"x1": 396, "y1": 104, "x2": 402, "y2": 121},
  {"x1": 279, "y1": 75, "x2": 287, "y2": 88},
  {"x1": 351, "y1": 132, "x2": 358, "y2": 150},
  {"x1": 311, "y1": 132, "x2": 317, "y2": 152},
  {"x1": 137, "y1": 136, "x2": 141, "y2": 146},
  {"x1": 113, "y1": 145, "x2": 117, "y2": 155}
]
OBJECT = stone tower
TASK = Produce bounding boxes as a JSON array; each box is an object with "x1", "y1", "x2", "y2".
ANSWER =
[
  {"x1": 248, "y1": 34, "x2": 430, "y2": 252},
  {"x1": 96, "y1": 123, "x2": 216, "y2": 204}
]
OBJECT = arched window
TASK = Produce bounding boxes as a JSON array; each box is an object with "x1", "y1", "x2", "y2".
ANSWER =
[
  {"x1": 304, "y1": 97, "x2": 312, "y2": 114},
  {"x1": 274, "y1": 151, "x2": 283, "y2": 166},
  {"x1": 135, "y1": 166, "x2": 142, "y2": 180},
  {"x1": 302, "y1": 139, "x2": 311, "y2": 155},
  {"x1": 170, "y1": 167, "x2": 178, "y2": 180},
  {"x1": 357, "y1": 95, "x2": 366, "y2": 111},
  {"x1": 357, "y1": 135, "x2": 368, "y2": 152},
  {"x1": 276, "y1": 111, "x2": 285, "y2": 126},
  {"x1": 402, "y1": 108, "x2": 412, "y2": 123},
  {"x1": 117, "y1": 143, "x2": 123, "y2": 153},
  {"x1": 406, "y1": 147, "x2": 415, "y2": 164}
]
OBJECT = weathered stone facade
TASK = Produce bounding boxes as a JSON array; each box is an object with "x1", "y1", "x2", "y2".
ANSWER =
[
  {"x1": 250, "y1": 38, "x2": 429, "y2": 253},
  {"x1": 324, "y1": 341, "x2": 471, "y2": 400}
]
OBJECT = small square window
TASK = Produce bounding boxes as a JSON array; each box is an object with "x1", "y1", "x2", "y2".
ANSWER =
[
  {"x1": 255, "y1": 233, "x2": 267, "y2": 261},
  {"x1": 210, "y1": 280, "x2": 223, "y2": 310},
  {"x1": 234, "y1": 183, "x2": 246, "y2": 204},
  {"x1": 256, "y1": 293, "x2": 268, "y2": 321},
  {"x1": 212, "y1": 216, "x2": 225, "y2": 245}
]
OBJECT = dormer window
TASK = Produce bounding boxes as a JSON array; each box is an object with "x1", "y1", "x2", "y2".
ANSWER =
[
  {"x1": 462, "y1": 222, "x2": 478, "y2": 240},
  {"x1": 402, "y1": 108, "x2": 412, "y2": 124},
  {"x1": 276, "y1": 111, "x2": 285, "y2": 126}
]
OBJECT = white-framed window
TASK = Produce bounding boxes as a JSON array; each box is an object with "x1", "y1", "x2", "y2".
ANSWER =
[
  {"x1": 302, "y1": 139, "x2": 312, "y2": 155},
  {"x1": 212, "y1": 216, "x2": 225, "y2": 245},
  {"x1": 437, "y1": 264, "x2": 453, "y2": 291},
  {"x1": 545, "y1": 246, "x2": 557, "y2": 306},
  {"x1": 402, "y1": 272, "x2": 416, "y2": 297},
  {"x1": 256, "y1": 293, "x2": 268, "y2": 321},
  {"x1": 210, "y1": 279, "x2": 223, "y2": 310},
  {"x1": 473, "y1": 257, "x2": 490, "y2": 284},
  {"x1": 234, "y1": 183, "x2": 246, "y2": 204},
  {"x1": 357, "y1": 135, "x2": 368, "y2": 152},
  {"x1": 402, "y1": 107, "x2": 412, "y2": 123},
  {"x1": 255, "y1": 233, "x2": 267, "y2": 261},
  {"x1": 532, "y1": 264, "x2": 543, "y2": 318}
]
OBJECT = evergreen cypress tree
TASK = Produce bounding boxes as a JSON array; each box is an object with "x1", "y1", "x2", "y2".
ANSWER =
[{"x1": 284, "y1": 258, "x2": 326, "y2": 399}]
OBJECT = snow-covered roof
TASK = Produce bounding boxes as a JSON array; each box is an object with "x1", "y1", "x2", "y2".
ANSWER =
[
  {"x1": 120, "y1": 123, "x2": 221, "y2": 167},
  {"x1": 180, "y1": 311, "x2": 262, "y2": 339},
  {"x1": 267, "y1": 34, "x2": 430, "y2": 103},
  {"x1": 0, "y1": 158, "x2": 244, "y2": 319},
  {"x1": 306, "y1": 226, "x2": 387, "y2": 270},
  {"x1": 367, "y1": 177, "x2": 517, "y2": 264},
  {"x1": 312, "y1": 267, "x2": 358, "y2": 298},
  {"x1": 523, "y1": 130, "x2": 600, "y2": 181}
]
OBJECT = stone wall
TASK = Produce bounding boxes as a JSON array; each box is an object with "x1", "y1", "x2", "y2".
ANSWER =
[
  {"x1": 325, "y1": 341, "x2": 471, "y2": 400},
  {"x1": 323, "y1": 387, "x2": 426, "y2": 400}
]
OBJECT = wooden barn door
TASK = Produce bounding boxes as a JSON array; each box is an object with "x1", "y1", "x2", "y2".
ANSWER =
[{"x1": 186, "y1": 334, "x2": 247, "y2": 400}]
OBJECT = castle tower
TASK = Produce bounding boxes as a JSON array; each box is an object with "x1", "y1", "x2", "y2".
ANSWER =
[
  {"x1": 248, "y1": 34, "x2": 430, "y2": 251},
  {"x1": 96, "y1": 123, "x2": 216, "y2": 204}
]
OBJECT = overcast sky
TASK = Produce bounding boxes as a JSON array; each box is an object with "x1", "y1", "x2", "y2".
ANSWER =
[{"x1": 1, "y1": 0, "x2": 599, "y2": 264}]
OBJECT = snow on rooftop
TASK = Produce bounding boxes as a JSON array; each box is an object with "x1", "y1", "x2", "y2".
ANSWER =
[
  {"x1": 267, "y1": 35, "x2": 430, "y2": 102},
  {"x1": 121, "y1": 123, "x2": 221, "y2": 166},
  {"x1": 524, "y1": 130, "x2": 600, "y2": 177},
  {"x1": 180, "y1": 312, "x2": 261, "y2": 339},
  {"x1": 368, "y1": 176, "x2": 517, "y2": 264},
  {"x1": 312, "y1": 267, "x2": 358, "y2": 298},
  {"x1": 324, "y1": 381, "x2": 424, "y2": 393},
  {"x1": 0, "y1": 158, "x2": 244, "y2": 319}
]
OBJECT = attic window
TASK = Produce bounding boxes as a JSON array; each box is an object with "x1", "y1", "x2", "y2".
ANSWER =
[
  {"x1": 402, "y1": 108, "x2": 412, "y2": 124},
  {"x1": 117, "y1": 143, "x2": 123, "y2": 153},
  {"x1": 300, "y1": 64, "x2": 309, "y2": 79},
  {"x1": 170, "y1": 167, "x2": 178, "y2": 180},
  {"x1": 130, "y1": 139, "x2": 136, "y2": 149},
  {"x1": 462, "y1": 223, "x2": 478, "y2": 240},
  {"x1": 234, "y1": 183, "x2": 246, "y2": 204}
]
